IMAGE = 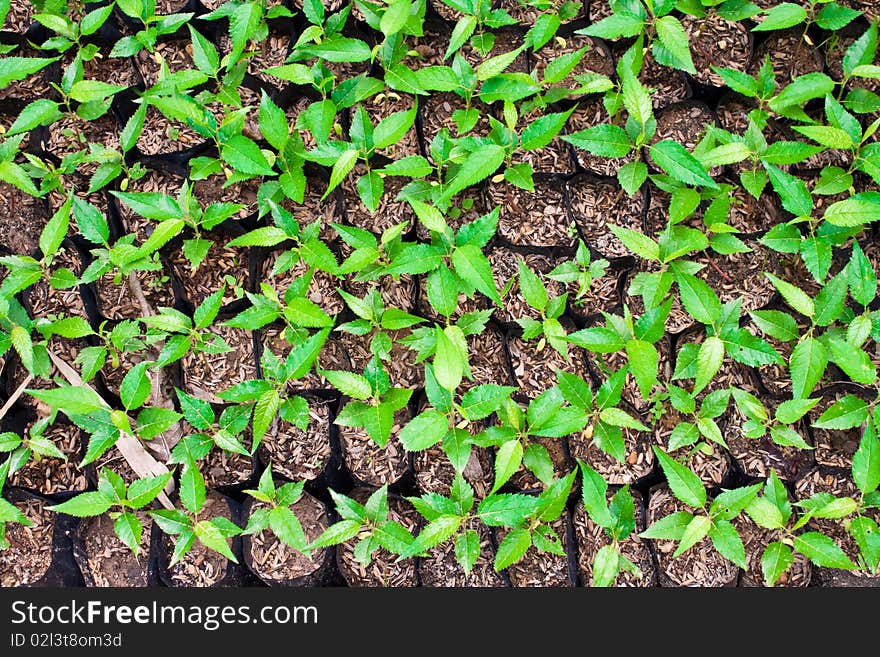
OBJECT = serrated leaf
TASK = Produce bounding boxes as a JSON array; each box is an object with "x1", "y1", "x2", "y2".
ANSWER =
[
  {"x1": 853, "y1": 424, "x2": 880, "y2": 494},
  {"x1": 399, "y1": 410, "x2": 448, "y2": 451},
  {"x1": 793, "y1": 532, "x2": 856, "y2": 569},
  {"x1": 762, "y1": 541, "x2": 795, "y2": 586},
  {"x1": 654, "y1": 447, "x2": 706, "y2": 508},
  {"x1": 494, "y1": 528, "x2": 531, "y2": 571},
  {"x1": 649, "y1": 140, "x2": 717, "y2": 189}
]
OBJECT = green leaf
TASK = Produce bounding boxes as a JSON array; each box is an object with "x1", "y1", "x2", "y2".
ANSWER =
[
  {"x1": 709, "y1": 519, "x2": 747, "y2": 569},
  {"x1": 517, "y1": 259, "x2": 548, "y2": 312},
  {"x1": 320, "y1": 370, "x2": 372, "y2": 401},
  {"x1": 176, "y1": 389, "x2": 214, "y2": 430},
  {"x1": 853, "y1": 424, "x2": 880, "y2": 494},
  {"x1": 399, "y1": 410, "x2": 448, "y2": 451},
  {"x1": 434, "y1": 326, "x2": 465, "y2": 392},
  {"x1": 753, "y1": 3, "x2": 807, "y2": 31},
  {"x1": 626, "y1": 339, "x2": 658, "y2": 400},
  {"x1": 764, "y1": 164, "x2": 812, "y2": 217},
  {"x1": 445, "y1": 15, "x2": 477, "y2": 59},
  {"x1": 640, "y1": 511, "x2": 694, "y2": 540},
  {"x1": 563, "y1": 124, "x2": 631, "y2": 158},
  {"x1": 649, "y1": 140, "x2": 717, "y2": 189},
  {"x1": 776, "y1": 397, "x2": 820, "y2": 424},
  {"x1": 179, "y1": 461, "x2": 206, "y2": 515},
  {"x1": 269, "y1": 506, "x2": 307, "y2": 550},
  {"x1": 823, "y1": 197, "x2": 880, "y2": 227},
  {"x1": 221, "y1": 135, "x2": 274, "y2": 176},
  {"x1": 7, "y1": 99, "x2": 62, "y2": 137},
  {"x1": 439, "y1": 145, "x2": 506, "y2": 204},
  {"x1": 43, "y1": 316, "x2": 93, "y2": 339},
  {"x1": 194, "y1": 520, "x2": 237, "y2": 563},
  {"x1": 848, "y1": 243, "x2": 877, "y2": 306},
  {"x1": 669, "y1": 422, "x2": 699, "y2": 450},
  {"x1": 48, "y1": 491, "x2": 112, "y2": 517},
  {"x1": 521, "y1": 108, "x2": 574, "y2": 151},
  {"x1": 114, "y1": 512, "x2": 143, "y2": 554},
  {"x1": 503, "y1": 162, "x2": 534, "y2": 191},
  {"x1": 693, "y1": 336, "x2": 723, "y2": 394},
  {"x1": 676, "y1": 272, "x2": 721, "y2": 325},
  {"x1": 711, "y1": 67, "x2": 758, "y2": 97},
  {"x1": 477, "y1": 493, "x2": 542, "y2": 526},
  {"x1": 0, "y1": 56, "x2": 57, "y2": 88},
  {"x1": 455, "y1": 529, "x2": 480, "y2": 575},
  {"x1": 452, "y1": 244, "x2": 501, "y2": 304},
  {"x1": 127, "y1": 473, "x2": 173, "y2": 509},
  {"x1": 653, "y1": 447, "x2": 706, "y2": 508},
  {"x1": 72, "y1": 197, "x2": 110, "y2": 245},
  {"x1": 380, "y1": 0, "x2": 412, "y2": 35},
  {"x1": 188, "y1": 26, "x2": 219, "y2": 74},
  {"x1": 699, "y1": 142, "x2": 751, "y2": 169},
  {"x1": 325, "y1": 149, "x2": 358, "y2": 199},
  {"x1": 310, "y1": 519, "x2": 363, "y2": 549},
  {"x1": 827, "y1": 337, "x2": 875, "y2": 385},
  {"x1": 762, "y1": 541, "x2": 795, "y2": 586},
  {"x1": 492, "y1": 440, "x2": 523, "y2": 493},
  {"x1": 252, "y1": 389, "x2": 281, "y2": 446},
  {"x1": 258, "y1": 92, "x2": 289, "y2": 150},
  {"x1": 374, "y1": 106, "x2": 417, "y2": 150},
  {"x1": 789, "y1": 337, "x2": 827, "y2": 400},
  {"x1": 557, "y1": 372, "x2": 592, "y2": 412},
  {"x1": 793, "y1": 125, "x2": 853, "y2": 150},
  {"x1": 0, "y1": 158, "x2": 37, "y2": 197},
  {"x1": 599, "y1": 407, "x2": 648, "y2": 432},
  {"x1": 849, "y1": 516, "x2": 880, "y2": 573},
  {"x1": 407, "y1": 516, "x2": 461, "y2": 555},
  {"x1": 135, "y1": 407, "x2": 181, "y2": 440},
  {"x1": 844, "y1": 21, "x2": 878, "y2": 77},
  {"x1": 758, "y1": 224, "x2": 801, "y2": 254},
  {"x1": 608, "y1": 224, "x2": 659, "y2": 260},
  {"x1": 674, "y1": 514, "x2": 712, "y2": 557},
  {"x1": 299, "y1": 36, "x2": 372, "y2": 62},
  {"x1": 583, "y1": 13, "x2": 644, "y2": 39},
  {"x1": 746, "y1": 497, "x2": 785, "y2": 530},
  {"x1": 477, "y1": 46, "x2": 527, "y2": 81},
  {"x1": 794, "y1": 532, "x2": 856, "y2": 569},
  {"x1": 494, "y1": 528, "x2": 531, "y2": 571},
  {"x1": 769, "y1": 73, "x2": 835, "y2": 113},
  {"x1": 765, "y1": 273, "x2": 813, "y2": 318},
  {"x1": 617, "y1": 160, "x2": 648, "y2": 195},
  {"x1": 579, "y1": 461, "x2": 613, "y2": 528},
  {"x1": 591, "y1": 544, "x2": 621, "y2": 587},
  {"x1": 813, "y1": 396, "x2": 868, "y2": 431},
  {"x1": 459, "y1": 385, "x2": 516, "y2": 421},
  {"x1": 749, "y1": 310, "x2": 799, "y2": 342},
  {"x1": 120, "y1": 361, "x2": 152, "y2": 411},
  {"x1": 68, "y1": 80, "x2": 125, "y2": 103},
  {"x1": 29, "y1": 385, "x2": 105, "y2": 416},
  {"x1": 655, "y1": 16, "x2": 695, "y2": 74}
]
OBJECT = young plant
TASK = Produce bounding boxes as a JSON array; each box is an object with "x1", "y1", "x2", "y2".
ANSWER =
[
  {"x1": 581, "y1": 0, "x2": 698, "y2": 75},
  {"x1": 48, "y1": 467, "x2": 173, "y2": 554},
  {"x1": 328, "y1": 356, "x2": 413, "y2": 447},
  {"x1": 513, "y1": 258, "x2": 569, "y2": 358},
  {"x1": 579, "y1": 461, "x2": 643, "y2": 586},
  {"x1": 474, "y1": 390, "x2": 587, "y2": 490},
  {"x1": 309, "y1": 484, "x2": 416, "y2": 566},
  {"x1": 545, "y1": 241, "x2": 610, "y2": 311},
  {"x1": 641, "y1": 447, "x2": 759, "y2": 570},
  {"x1": 743, "y1": 461, "x2": 878, "y2": 586},
  {"x1": 111, "y1": 0, "x2": 194, "y2": 57},
  {"x1": 243, "y1": 466, "x2": 314, "y2": 553}
]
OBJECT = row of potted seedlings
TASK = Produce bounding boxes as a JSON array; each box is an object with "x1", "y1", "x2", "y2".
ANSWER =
[{"x1": 3, "y1": 461, "x2": 874, "y2": 587}]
